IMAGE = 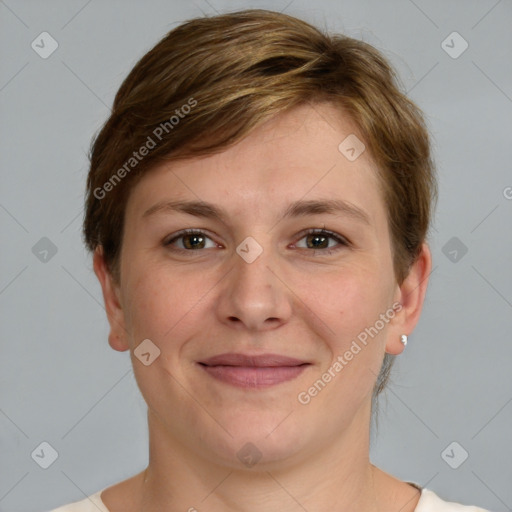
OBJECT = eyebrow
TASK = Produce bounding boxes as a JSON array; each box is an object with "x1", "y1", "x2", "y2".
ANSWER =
[{"x1": 142, "y1": 198, "x2": 371, "y2": 226}]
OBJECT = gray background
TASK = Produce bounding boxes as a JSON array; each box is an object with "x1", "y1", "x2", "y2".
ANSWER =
[{"x1": 1, "y1": 1, "x2": 511, "y2": 511}]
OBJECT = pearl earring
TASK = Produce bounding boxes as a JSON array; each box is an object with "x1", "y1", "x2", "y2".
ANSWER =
[{"x1": 400, "y1": 334, "x2": 408, "y2": 346}]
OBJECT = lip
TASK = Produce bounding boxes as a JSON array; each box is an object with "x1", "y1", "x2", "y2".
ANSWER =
[{"x1": 198, "y1": 353, "x2": 311, "y2": 389}]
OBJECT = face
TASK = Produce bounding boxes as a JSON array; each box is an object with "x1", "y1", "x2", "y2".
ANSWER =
[{"x1": 96, "y1": 102, "x2": 425, "y2": 470}]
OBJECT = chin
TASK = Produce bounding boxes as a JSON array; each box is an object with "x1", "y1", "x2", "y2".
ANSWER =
[{"x1": 197, "y1": 410, "x2": 311, "y2": 470}]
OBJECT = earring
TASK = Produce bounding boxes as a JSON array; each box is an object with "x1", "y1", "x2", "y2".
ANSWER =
[{"x1": 400, "y1": 334, "x2": 408, "y2": 346}]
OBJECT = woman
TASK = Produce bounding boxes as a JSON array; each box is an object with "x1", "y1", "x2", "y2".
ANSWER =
[{"x1": 51, "y1": 9, "x2": 490, "y2": 512}]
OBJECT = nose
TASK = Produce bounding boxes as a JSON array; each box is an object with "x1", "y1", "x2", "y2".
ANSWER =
[{"x1": 215, "y1": 240, "x2": 293, "y2": 332}]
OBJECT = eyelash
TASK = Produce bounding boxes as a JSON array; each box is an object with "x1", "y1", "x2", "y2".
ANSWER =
[{"x1": 164, "y1": 228, "x2": 350, "y2": 255}]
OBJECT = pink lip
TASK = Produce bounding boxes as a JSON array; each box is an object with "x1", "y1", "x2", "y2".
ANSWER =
[{"x1": 198, "y1": 353, "x2": 310, "y2": 389}]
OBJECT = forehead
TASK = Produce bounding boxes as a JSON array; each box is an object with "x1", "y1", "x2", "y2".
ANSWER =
[{"x1": 125, "y1": 102, "x2": 386, "y2": 227}]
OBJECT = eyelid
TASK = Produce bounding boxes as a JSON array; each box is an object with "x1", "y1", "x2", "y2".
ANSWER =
[
  {"x1": 164, "y1": 228, "x2": 221, "y2": 249},
  {"x1": 292, "y1": 228, "x2": 351, "y2": 249}
]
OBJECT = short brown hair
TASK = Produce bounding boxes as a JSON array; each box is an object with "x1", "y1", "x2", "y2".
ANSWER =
[{"x1": 83, "y1": 9, "x2": 437, "y2": 406}]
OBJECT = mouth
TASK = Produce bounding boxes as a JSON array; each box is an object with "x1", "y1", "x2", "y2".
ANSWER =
[{"x1": 197, "y1": 353, "x2": 311, "y2": 389}]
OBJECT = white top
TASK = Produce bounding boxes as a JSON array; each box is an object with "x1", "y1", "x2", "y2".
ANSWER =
[{"x1": 48, "y1": 484, "x2": 492, "y2": 511}]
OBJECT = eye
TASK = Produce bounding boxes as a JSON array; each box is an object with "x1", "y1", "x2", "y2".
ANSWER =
[
  {"x1": 163, "y1": 228, "x2": 349, "y2": 254},
  {"x1": 294, "y1": 228, "x2": 349, "y2": 253},
  {"x1": 164, "y1": 229, "x2": 218, "y2": 251}
]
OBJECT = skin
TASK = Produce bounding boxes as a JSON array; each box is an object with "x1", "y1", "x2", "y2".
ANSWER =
[{"x1": 94, "y1": 102, "x2": 431, "y2": 512}]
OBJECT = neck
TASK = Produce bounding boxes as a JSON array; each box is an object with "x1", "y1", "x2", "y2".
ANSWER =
[{"x1": 136, "y1": 402, "x2": 383, "y2": 512}]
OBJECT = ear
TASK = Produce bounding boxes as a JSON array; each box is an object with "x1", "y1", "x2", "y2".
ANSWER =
[
  {"x1": 386, "y1": 243, "x2": 432, "y2": 355},
  {"x1": 93, "y1": 247, "x2": 130, "y2": 352}
]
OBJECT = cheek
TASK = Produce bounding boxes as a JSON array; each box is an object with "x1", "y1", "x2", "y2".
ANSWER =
[
  {"x1": 302, "y1": 268, "x2": 393, "y2": 409},
  {"x1": 122, "y1": 260, "x2": 213, "y2": 346},
  {"x1": 303, "y1": 261, "x2": 393, "y2": 337},
  {"x1": 299, "y1": 265, "x2": 395, "y2": 399},
  {"x1": 122, "y1": 266, "x2": 174, "y2": 341}
]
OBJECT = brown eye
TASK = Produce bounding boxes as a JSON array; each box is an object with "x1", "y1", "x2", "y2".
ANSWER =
[
  {"x1": 295, "y1": 229, "x2": 349, "y2": 252},
  {"x1": 182, "y1": 233, "x2": 206, "y2": 249},
  {"x1": 165, "y1": 230, "x2": 216, "y2": 250},
  {"x1": 306, "y1": 233, "x2": 329, "y2": 249}
]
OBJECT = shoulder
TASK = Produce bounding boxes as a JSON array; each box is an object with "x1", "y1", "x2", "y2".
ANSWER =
[
  {"x1": 415, "y1": 488, "x2": 492, "y2": 512},
  {"x1": 47, "y1": 489, "x2": 109, "y2": 512}
]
